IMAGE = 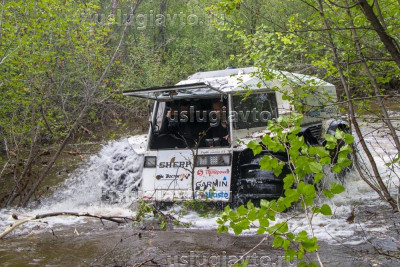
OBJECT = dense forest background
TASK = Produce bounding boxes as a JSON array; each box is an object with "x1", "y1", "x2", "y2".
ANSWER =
[{"x1": 1, "y1": 0, "x2": 399, "y2": 209}]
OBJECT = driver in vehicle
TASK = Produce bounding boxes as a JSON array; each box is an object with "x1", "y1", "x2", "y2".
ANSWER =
[
  {"x1": 205, "y1": 100, "x2": 230, "y2": 147},
  {"x1": 157, "y1": 101, "x2": 202, "y2": 148}
]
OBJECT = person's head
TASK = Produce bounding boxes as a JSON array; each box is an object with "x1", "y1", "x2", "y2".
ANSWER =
[
  {"x1": 180, "y1": 102, "x2": 190, "y2": 113},
  {"x1": 169, "y1": 102, "x2": 179, "y2": 112},
  {"x1": 212, "y1": 100, "x2": 225, "y2": 118}
]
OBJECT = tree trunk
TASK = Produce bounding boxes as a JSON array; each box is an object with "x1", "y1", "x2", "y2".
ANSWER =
[
  {"x1": 20, "y1": 0, "x2": 144, "y2": 207},
  {"x1": 358, "y1": 0, "x2": 400, "y2": 69},
  {"x1": 110, "y1": 0, "x2": 119, "y2": 16},
  {"x1": 374, "y1": 0, "x2": 387, "y2": 30},
  {"x1": 317, "y1": 0, "x2": 397, "y2": 210},
  {"x1": 156, "y1": 0, "x2": 167, "y2": 50},
  {"x1": 346, "y1": 0, "x2": 400, "y2": 155},
  {"x1": 4, "y1": 125, "x2": 40, "y2": 207},
  {"x1": 0, "y1": 125, "x2": 8, "y2": 154}
]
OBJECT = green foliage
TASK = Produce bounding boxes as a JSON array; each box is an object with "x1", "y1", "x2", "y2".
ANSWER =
[
  {"x1": 0, "y1": 0, "x2": 114, "y2": 148},
  {"x1": 217, "y1": 113, "x2": 353, "y2": 266},
  {"x1": 181, "y1": 199, "x2": 221, "y2": 217},
  {"x1": 0, "y1": 0, "x2": 242, "y2": 206},
  {"x1": 134, "y1": 201, "x2": 192, "y2": 230},
  {"x1": 208, "y1": 0, "x2": 400, "y2": 120}
]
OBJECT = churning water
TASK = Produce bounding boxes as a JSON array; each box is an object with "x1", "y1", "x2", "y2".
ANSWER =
[
  {"x1": 0, "y1": 125, "x2": 398, "y2": 248},
  {"x1": 0, "y1": 135, "x2": 146, "y2": 229}
]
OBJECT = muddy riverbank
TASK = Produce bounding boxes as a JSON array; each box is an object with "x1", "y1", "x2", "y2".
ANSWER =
[{"x1": 0, "y1": 192, "x2": 399, "y2": 267}]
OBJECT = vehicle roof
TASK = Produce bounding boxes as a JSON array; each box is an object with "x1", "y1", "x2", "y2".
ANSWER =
[{"x1": 123, "y1": 67, "x2": 335, "y2": 100}]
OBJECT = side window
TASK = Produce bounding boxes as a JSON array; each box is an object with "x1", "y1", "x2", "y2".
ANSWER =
[{"x1": 232, "y1": 93, "x2": 278, "y2": 129}]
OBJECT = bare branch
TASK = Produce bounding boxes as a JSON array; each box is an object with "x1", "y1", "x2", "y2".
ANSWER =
[
  {"x1": 0, "y1": 212, "x2": 137, "y2": 239},
  {"x1": 20, "y1": 0, "x2": 144, "y2": 207},
  {"x1": 325, "y1": 0, "x2": 360, "y2": 9}
]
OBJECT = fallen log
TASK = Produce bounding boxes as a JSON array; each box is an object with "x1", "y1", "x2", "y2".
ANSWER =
[{"x1": 0, "y1": 212, "x2": 137, "y2": 239}]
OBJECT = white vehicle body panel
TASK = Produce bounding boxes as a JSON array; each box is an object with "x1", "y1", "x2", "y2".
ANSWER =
[
  {"x1": 125, "y1": 67, "x2": 342, "y2": 202},
  {"x1": 142, "y1": 149, "x2": 233, "y2": 202}
]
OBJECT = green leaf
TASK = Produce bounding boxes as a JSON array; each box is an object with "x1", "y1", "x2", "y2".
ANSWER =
[
  {"x1": 320, "y1": 157, "x2": 331, "y2": 165},
  {"x1": 237, "y1": 218, "x2": 250, "y2": 229},
  {"x1": 297, "y1": 250, "x2": 305, "y2": 259},
  {"x1": 260, "y1": 199, "x2": 269, "y2": 209},
  {"x1": 272, "y1": 236, "x2": 284, "y2": 248},
  {"x1": 310, "y1": 147, "x2": 330, "y2": 158},
  {"x1": 160, "y1": 220, "x2": 166, "y2": 230},
  {"x1": 283, "y1": 174, "x2": 295, "y2": 190},
  {"x1": 248, "y1": 140, "x2": 262, "y2": 155},
  {"x1": 282, "y1": 239, "x2": 291, "y2": 250},
  {"x1": 339, "y1": 144, "x2": 353, "y2": 153},
  {"x1": 259, "y1": 216, "x2": 270, "y2": 227},
  {"x1": 324, "y1": 134, "x2": 336, "y2": 143},
  {"x1": 344, "y1": 134, "x2": 354, "y2": 144},
  {"x1": 335, "y1": 130, "x2": 345, "y2": 140},
  {"x1": 332, "y1": 164, "x2": 342, "y2": 173},
  {"x1": 323, "y1": 190, "x2": 334, "y2": 199},
  {"x1": 231, "y1": 222, "x2": 243, "y2": 235},
  {"x1": 261, "y1": 135, "x2": 272, "y2": 146},
  {"x1": 286, "y1": 232, "x2": 295, "y2": 240},
  {"x1": 309, "y1": 162, "x2": 322, "y2": 173},
  {"x1": 285, "y1": 249, "x2": 296, "y2": 261},
  {"x1": 257, "y1": 227, "x2": 266, "y2": 234},
  {"x1": 246, "y1": 200, "x2": 255, "y2": 210},
  {"x1": 299, "y1": 262, "x2": 317, "y2": 267},
  {"x1": 217, "y1": 225, "x2": 228, "y2": 233},
  {"x1": 237, "y1": 205, "x2": 248, "y2": 216},
  {"x1": 301, "y1": 237, "x2": 319, "y2": 252},
  {"x1": 277, "y1": 221, "x2": 289, "y2": 233},
  {"x1": 320, "y1": 204, "x2": 332, "y2": 216},
  {"x1": 259, "y1": 155, "x2": 276, "y2": 171},
  {"x1": 296, "y1": 231, "x2": 308, "y2": 242},
  {"x1": 339, "y1": 159, "x2": 352, "y2": 169},
  {"x1": 314, "y1": 173, "x2": 323, "y2": 184},
  {"x1": 248, "y1": 209, "x2": 258, "y2": 221},
  {"x1": 303, "y1": 184, "x2": 316, "y2": 197},
  {"x1": 330, "y1": 182, "x2": 345, "y2": 194},
  {"x1": 224, "y1": 205, "x2": 232, "y2": 213}
]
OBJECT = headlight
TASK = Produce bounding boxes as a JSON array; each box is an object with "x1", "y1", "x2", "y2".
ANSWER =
[
  {"x1": 144, "y1": 156, "x2": 157, "y2": 168},
  {"x1": 196, "y1": 154, "x2": 231, "y2": 167}
]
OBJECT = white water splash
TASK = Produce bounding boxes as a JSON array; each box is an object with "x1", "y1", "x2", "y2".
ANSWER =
[
  {"x1": 174, "y1": 122, "x2": 400, "y2": 246},
  {"x1": 0, "y1": 123, "x2": 398, "y2": 247},
  {"x1": 0, "y1": 135, "x2": 146, "y2": 229}
]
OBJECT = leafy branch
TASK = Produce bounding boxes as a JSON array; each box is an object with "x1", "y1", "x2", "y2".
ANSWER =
[{"x1": 217, "y1": 113, "x2": 353, "y2": 267}]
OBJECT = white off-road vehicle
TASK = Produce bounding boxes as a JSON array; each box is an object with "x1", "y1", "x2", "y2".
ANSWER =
[{"x1": 121, "y1": 67, "x2": 347, "y2": 205}]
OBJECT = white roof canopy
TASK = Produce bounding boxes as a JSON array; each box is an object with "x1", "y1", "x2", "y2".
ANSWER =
[{"x1": 123, "y1": 67, "x2": 334, "y2": 101}]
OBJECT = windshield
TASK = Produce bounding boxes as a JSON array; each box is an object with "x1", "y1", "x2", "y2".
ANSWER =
[
  {"x1": 232, "y1": 92, "x2": 278, "y2": 129},
  {"x1": 150, "y1": 98, "x2": 231, "y2": 149}
]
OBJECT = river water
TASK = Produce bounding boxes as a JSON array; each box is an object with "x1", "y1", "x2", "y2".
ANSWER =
[{"x1": 0, "y1": 125, "x2": 399, "y2": 266}]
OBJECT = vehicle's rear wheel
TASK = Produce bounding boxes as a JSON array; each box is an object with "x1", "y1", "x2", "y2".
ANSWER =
[
  {"x1": 232, "y1": 150, "x2": 290, "y2": 207},
  {"x1": 327, "y1": 127, "x2": 355, "y2": 184}
]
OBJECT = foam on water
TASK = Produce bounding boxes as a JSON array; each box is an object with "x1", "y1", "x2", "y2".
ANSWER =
[
  {"x1": 174, "y1": 121, "x2": 399, "y2": 245},
  {"x1": 0, "y1": 122, "x2": 398, "y2": 245},
  {"x1": 173, "y1": 169, "x2": 388, "y2": 245},
  {"x1": 0, "y1": 135, "x2": 146, "y2": 230}
]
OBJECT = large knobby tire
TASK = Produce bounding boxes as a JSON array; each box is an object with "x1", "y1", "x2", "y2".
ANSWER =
[
  {"x1": 232, "y1": 151, "x2": 290, "y2": 207},
  {"x1": 328, "y1": 125, "x2": 355, "y2": 184}
]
